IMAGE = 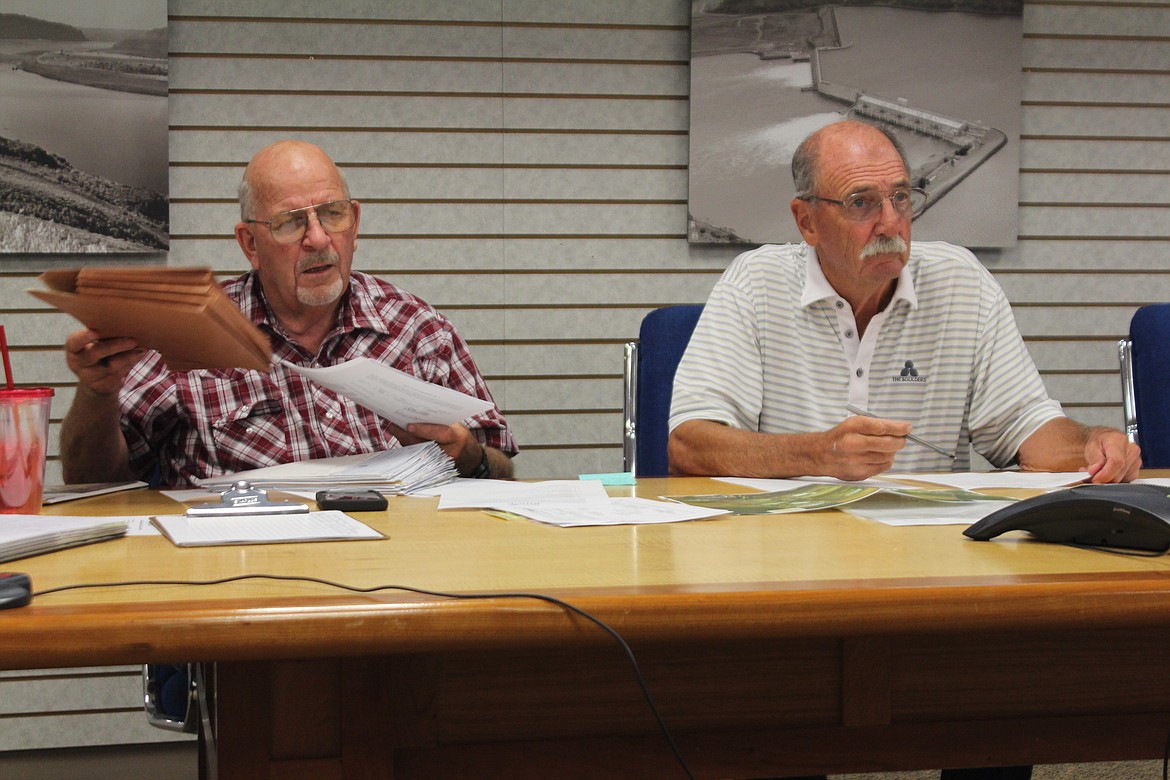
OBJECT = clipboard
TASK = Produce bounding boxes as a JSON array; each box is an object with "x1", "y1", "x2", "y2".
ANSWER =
[{"x1": 29, "y1": 266, "x2": 272, "y2": 372}]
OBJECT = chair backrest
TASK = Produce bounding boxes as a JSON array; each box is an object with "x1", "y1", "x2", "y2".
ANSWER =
[
  {"x1": 143, "y1": 662, "x2": 198, "y2": 733},
  {"x1": 1121, "y1": 303, "x2": 1170, "y2": 468},
  {"x1": 623, "y1": 305, "x2": 704, "y2": 477}
]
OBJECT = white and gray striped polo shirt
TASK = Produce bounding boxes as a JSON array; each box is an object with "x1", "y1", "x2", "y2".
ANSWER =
[{"x1": 669, "y1": 241, "x2": 1064, "y2": 472}]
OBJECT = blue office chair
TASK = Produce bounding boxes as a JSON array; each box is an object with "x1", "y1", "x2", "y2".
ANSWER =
[
  {"x1": 143, "y1": 662, "x2": 198, "y2": 733},
  {"x1": 1118, "y1": 303, "x2": 1170, "y2": 467},
  {"x1": 623, "y1": 305, "x2": 704, "y2": 477}
]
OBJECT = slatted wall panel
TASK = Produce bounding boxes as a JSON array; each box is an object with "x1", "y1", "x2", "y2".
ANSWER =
[
  {"x1": 0, "y1": 666, "x2": 188, "y2": 750},
  {"x1": 159, "y1": 0, "x2": 721, "y2": 481},
  {"x1": 1004, "y1": 0, "x2": 1170, "y2": 427},
  {"x1": 0, "y1": 0, "x2": 1164, "y2": 757}
]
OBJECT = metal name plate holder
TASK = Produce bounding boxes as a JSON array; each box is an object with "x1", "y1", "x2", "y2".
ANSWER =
[{"x1": 186, "y1": 480, "x2": 309, "y2": 517}]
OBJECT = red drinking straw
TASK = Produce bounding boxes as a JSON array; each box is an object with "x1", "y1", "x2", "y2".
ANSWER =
[{"x1": 0, "y1": 325, "x2": 13, "y2": 390}]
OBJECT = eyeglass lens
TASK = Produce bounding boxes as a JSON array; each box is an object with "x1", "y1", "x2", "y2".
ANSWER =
[
  {"x1": 841, "y1": 189, "x2": 925, "y2": 221},
  {"x1": 269, "y1": 200, "x2": 355, "y2": 243}
]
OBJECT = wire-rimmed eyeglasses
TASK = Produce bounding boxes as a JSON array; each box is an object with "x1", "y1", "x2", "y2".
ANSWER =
[
  {"x1": 244, "y1": 199, "x2": 356, "y2": 244},
  {"x1": 798, "y1": 187, "x2": 927, "y2": 222}
]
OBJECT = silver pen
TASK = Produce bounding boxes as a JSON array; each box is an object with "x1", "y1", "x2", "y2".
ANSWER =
[{"x1": 845, "y1": 404, "x2": 957, "y2": 460}]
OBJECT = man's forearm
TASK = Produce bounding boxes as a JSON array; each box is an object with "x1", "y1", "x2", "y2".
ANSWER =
[
  {"x1": 60, "y1": 386, "x2": 134, "y2": 483},
  {"x1": 1016, "y1": 417, "x2": 1093, "y2": 473},
  {"x1": 1017, "y1": 417, "x2": 1140, "y2": 483},
  {"x1": 667, "y1": 419, "x2": 823, "y2": 478}
]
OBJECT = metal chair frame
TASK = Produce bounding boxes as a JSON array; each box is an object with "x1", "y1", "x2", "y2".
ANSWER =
[
  {"x1": 622, "y1": 340, "x2": 639, "y2": 474},
  {"x1": 1118, "y1": 337, "x2": 1138, "y2": 445}
]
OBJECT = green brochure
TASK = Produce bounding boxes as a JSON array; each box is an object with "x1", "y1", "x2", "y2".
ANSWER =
[{"x1": 667, "y1": 483, "x2": 1013, "y2": 515}]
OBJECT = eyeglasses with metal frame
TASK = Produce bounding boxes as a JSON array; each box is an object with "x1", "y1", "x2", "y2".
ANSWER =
[
  {"x1": 244, "y1": 199, "x2": 357, "y2": 244},
  {"x1": 798, "y1": 187, "x2": 927, "y2": 222}
]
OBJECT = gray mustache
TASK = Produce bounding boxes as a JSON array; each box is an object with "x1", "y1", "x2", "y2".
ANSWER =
[
  {"x1": 296, "y1": 251, "x2": 339, "y2": 273},
  {"x1": 859, "y1": 235, "x2": 907, "y2": 259}
]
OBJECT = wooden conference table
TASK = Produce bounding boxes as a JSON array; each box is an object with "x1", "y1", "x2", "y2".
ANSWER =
[{"x1": 7, "y1": 477, "x2": 1170, "y2": 779}]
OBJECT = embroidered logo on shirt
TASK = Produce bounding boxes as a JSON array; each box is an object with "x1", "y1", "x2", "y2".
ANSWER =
[{"x1": 893, "y1": 360, "x2": 926, "y2": 383}]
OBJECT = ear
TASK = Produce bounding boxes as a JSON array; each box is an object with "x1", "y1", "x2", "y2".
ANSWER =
[
  {"x1": 234, "y1": 223, "x2": 261, "y2": 270},
  {"x1": 790, "y1": 198, "x2": 819, "y2": 246},
  {"x1": 350, "y1": 200, "x2": 361, "y2": 251}
]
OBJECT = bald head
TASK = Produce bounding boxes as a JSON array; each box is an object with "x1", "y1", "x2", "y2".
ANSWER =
[
  {"x1": 791, "y1": 121, "x2": 909, "y2": 197},
  {"x1": 238, "y1": 141, "x2": 350, "y2": 221},
  {"x1": 233, "y1": 140, "x2": 361, "y2": 321}
]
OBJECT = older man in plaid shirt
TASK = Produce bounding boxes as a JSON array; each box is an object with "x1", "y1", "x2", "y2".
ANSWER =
[{"x1": 60, "y1": 140, "x2": 516, "y2": 487}]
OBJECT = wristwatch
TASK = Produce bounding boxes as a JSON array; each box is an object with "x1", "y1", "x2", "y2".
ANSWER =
[{"x1": 471, "y1": 447, "x2": 491, "y2": 479}]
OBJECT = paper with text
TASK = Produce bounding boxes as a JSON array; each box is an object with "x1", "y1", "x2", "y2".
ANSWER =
[{"x1": 283, "y1": 358, "x2": 494, "y2": 427}]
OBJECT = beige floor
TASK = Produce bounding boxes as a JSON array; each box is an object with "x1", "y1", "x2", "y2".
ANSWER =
[
  {"x1": 0, "y1": 744, "x2": 1159, "y2": 780},
  {"x1": 0, "y1": 743, "x2": 196, "y2": 780},
  {"x1": 836, "y1": 766, "x2": 1162, "y2": 780}
]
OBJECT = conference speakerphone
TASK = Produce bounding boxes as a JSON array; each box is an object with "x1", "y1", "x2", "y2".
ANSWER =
[{"x1": 964, "y1": 483, "x2": 1170, "y2": 553}]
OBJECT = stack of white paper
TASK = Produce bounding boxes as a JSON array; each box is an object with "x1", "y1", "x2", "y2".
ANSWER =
[
  {"x1": 0, "y1": 516, "x2": 129, "y2": 563},
  {"x1": 198, "y1": 441, "x2": 458, "y2": 495}
]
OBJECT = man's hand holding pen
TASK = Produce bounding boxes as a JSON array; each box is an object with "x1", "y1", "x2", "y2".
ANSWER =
[
  {"x1": 845, "y1": 404, "x2": 957, "y2": 460},
  {"x1": 818, "y1": 413, "x2": 911, "y2": 482}
]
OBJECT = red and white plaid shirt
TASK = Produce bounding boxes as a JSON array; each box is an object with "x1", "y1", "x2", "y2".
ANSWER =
[{"x1": 120, "y1": 271, "x2": 516, "y2": 487}]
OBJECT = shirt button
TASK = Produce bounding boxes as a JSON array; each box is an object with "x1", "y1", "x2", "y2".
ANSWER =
[
  {"x1": 835, "y1": 300, "x2": 845, "y2": 309},
  {"x1": 856, "y1": 368, "x2": 864, "y2": 377},
  {"x1": 845, "y1": 329, "x2": 854, "y2": 339}
]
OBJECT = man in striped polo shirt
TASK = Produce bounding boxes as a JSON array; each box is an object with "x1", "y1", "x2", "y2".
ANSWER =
[{"x1": 669, "y1": 120, "x2": 1139, "y2": 488}]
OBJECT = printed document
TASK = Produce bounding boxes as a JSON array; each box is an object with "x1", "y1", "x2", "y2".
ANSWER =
[{"x1": 282, "y1": 358, "x2": 494, "y2": 427}]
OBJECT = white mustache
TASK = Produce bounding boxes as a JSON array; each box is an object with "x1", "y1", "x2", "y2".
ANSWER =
[
  {"x1": 859, "y1": 235, "x2": 907, "y2": 259},
  {"x1": 296, "y1": 251, "x2": 339, "y2": 274}
]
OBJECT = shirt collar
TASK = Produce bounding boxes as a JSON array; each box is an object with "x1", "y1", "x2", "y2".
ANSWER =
[
  {"x1": 799, "y1": 243, "x2": 918, "y2": 310},
  {"x1": 240, "y1": 270, "x2": 393, "y2": 341},
  {"x1": 338, "y1": 271, "x2": 396, "y2": 334}
]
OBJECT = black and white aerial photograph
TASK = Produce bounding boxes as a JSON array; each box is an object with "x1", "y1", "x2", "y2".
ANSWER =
[
  {"x1": 688, "y1": 0, "x2": 1023, "y2": 248},
  {"x1": 0, "y1": 0, "x2": 167, "y2": 253}
]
